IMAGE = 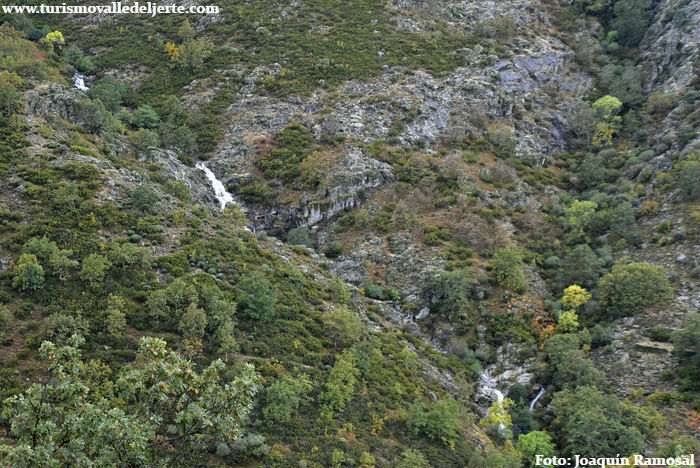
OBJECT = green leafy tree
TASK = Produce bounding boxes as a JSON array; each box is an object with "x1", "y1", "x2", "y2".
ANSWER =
[
  {"x1": 516, "y1": 431, "x2": 556, "y2": 468},
  {"x1": 489, "y1": 246, "x2": 527, "y2": 293},
  {"x1": 239, "y1": 271, "x2": 277, "y2": 322},
  {"x1": 429, "y1": 267, "x2": 479, "y2": 317},
  {"x1": 0, "y1": 336, "x2": 260, "y2": 467},
  {"x1": 0, "y1": 336, "x2": 153, "y2": 468},
  {"x1": 323, "y1": 306, "x2": 364, "y2": 348},
  {"x1": 178, "y1": 303, "x2": 207, "y2": 355},
  {"x1": 177, "y1": 18, "x2": 196, "y2": 41},
  {"x1": 130, "y1": 184, "x2": 160, "y2": 213},
  {"x1": 564, "y1": 200, "x2": 598, "y2": 243},
  {"x1": 103, "y1": 294, "x2": 126, "y2": 336},
  {"x1": 592, "y1": 95, "x2": 623, "y2": 121},
  {"x1": 216, "y1": 319, "x2": 239, "y2": 361},
  {"x1": 116, "y1": 337, "x2": 260, "y2": 451},
  {"x1": 561, "y1": 285, "x2": 592, "y2": 311},
  {"x1": 408, "y1": 399, "x2": 462, "y2": 446},
  {"x1": 12, "y1": 254, "x2": 44, "y2": 292},
  {"x1": 79, "y1": 253, "x2": 111, "y2": 288},
  {"x1": 147, "y1": 278, "x2": 198, "y2": 329},
  {"x1": 129, "y1": 128, "x2": 160, "y2": 153},
  {"x1": 40, "y1": 314, "x2": 89, "y2": 345},
  {"x1": 395, "y1": 449, "x2": 430, "y2": 468},
  {"x1": 551, "y1": 386, "x2": 644, "y2": 458},
  {"x1": 87, "y1": 74, "x2": 125, "y2": 113},
  {"x1": 612, "y1": 0, "x2": 652, "y2": 46},
  {"x1": 555, "y1": 244, "x2": 602, "y2": 291},
  {"x1": 321, "y1": 351, "x2": 358, "y2": 416},
  {"x1": 262, "y1": 373, "x2": 313, "y2": 424},
  {"x1": 287, "y1": 226, "x2": 313, "y2": 247},
  {"x1": 131, "y1": 104, "x2": 160, "y2": 129},
  {"x1": 480, "y1": 398, "x2": 514, "y2": 431},
  {"x1": 677, "y1": 160, "x2": 700, "y2": 201},
  {"x1": 672, "y1": 312, "x2": 700, "y2": 365},
  {"x1": 599, "y1": 262, "x2": 671, "y2": 316}
]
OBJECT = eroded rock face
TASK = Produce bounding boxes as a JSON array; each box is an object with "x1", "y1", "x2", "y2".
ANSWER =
[
  {"x1": 24, "y1": 83, "x2": 92, "y2": 127},
  {"x1": 302, "y1": 148, "x2": 394, "y2": 226},
  {"x1": 641, "y1": 0, "x2": 700, "y2": 93}
]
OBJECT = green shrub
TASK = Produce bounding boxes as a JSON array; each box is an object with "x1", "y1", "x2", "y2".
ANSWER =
[
  {"x1": 41, "y1": 313, "x2": 89, "y2": 345},
  {"x1": 130, "y1": 184, "x2": 160, "y2": 213},
  {"x1": 362, "y1": 282, "x2": 384, "y2": 300},
  {"x1": 489, "y1": 245, "x2": 527, "y2": 293},
  {"x1": 262, "y1": 373, "x2": 312, "y2": 424},
  {"x1": 286, "y1": 226, "x2": 313, "y2": 248},
  {"x1": 600, "y1": 262, "x2": 671, "y2": 317},
  {"x1": 12, "y1": 254, "x2": 44, "y2": 292},
  {"x1": 677, "y1": 160, "x2": 700, "y2": 201},
  {"x1": 239, "y1": 271, "x2": 277, "y2": 322},
  {"x1": 323, "y1": 241, "x2": 343, "y2": 258},
  {"x1": 407, "y1": 399, "x2": 461, "y2": 446}
]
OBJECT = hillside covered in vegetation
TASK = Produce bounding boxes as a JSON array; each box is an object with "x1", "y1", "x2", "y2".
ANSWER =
[{"x1": 0, "y1": 0, "x2": 699, "y2": 467}]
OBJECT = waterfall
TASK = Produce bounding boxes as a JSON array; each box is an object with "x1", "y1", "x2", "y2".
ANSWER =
[
  {"x1": 529, "y1": 387, "x2": 545, "y2": 411},
  {"x1": 196, "y1": 162, "x2": 236, "y2": 210},
  {"x1": 493, "y1": 389, "x2": 504, "y2": 403},
  {"x1": 74, "y1": 72, "x2": 89, "y2": 91}
]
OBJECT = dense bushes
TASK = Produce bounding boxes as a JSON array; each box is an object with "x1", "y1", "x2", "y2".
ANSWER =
[
  {"x1": 599, "y1": 262, "x2": 671, "y2": 316},
  {"x1": 488, "y1": 245, "x2": 527, "y2": 293}
]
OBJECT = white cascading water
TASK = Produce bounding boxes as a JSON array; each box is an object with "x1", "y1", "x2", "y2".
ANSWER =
[
  {"x1": 529, "y1": 387, "x2": 545, "y2": 411},
  {"x1": 196, "y1": 162, "x2": 236, "y2": 210},
  {"x1": 74, "y1": 72, "x2": 89, "y2": 91}
]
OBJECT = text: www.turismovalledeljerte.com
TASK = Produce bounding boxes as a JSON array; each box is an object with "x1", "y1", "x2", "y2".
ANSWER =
[{"x1": 1, "y1": 2, "x2": 220, "y2": 16}]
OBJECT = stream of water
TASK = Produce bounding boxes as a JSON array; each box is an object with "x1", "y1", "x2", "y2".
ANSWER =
[
  {"x1": 529, "y1": 387, "x2": 545, "y2": 411},
  {"x1": 196, "y1": 162, "x2": 236, "y2": 210},
  {"x1": 74, "y1": 72, "x2": 89, "y2": 91}
]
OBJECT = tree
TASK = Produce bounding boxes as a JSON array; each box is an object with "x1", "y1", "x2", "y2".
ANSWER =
[
  {"x1": 0, "y1": 336, "x2": 153, "y2": 468},
  {"x1": 395, "y1": 449, "x2": 429, "y2": 468},
  {"x1": 516, "y1": 431, "x2": 556, "y2": 468},
  {"x1": 178, "y1": 303, "x2": 207, "y2": 356},
  {"x1": 408, "y1": 399, "x2": 462, "y2": 446},
  {"x1": 429, "y1": 267, "x2": 479, "y2": 317},
  {"x1": 480, "y1": 398, "x2": 514, "y2": 432},
  {"x1": 612, "y1": 0, "x2": 652, "y2": 46},
  {"x1": 555, "y1": 244, "x2": 602, "y2": 292},
  {"x1": 0, "y1": 336, "x2": 261, "y2": 467},
  {"x1": 238, "y1": 271, "x2": 277, "y2": 322},
  {"x1": 558, "y1": 285, "x2": 590, "y2": 332},
  {"x1": 12, "y1": 254, "x2": 44, "y2": 292},
  {"x1": 551, "y1": 386, "x2": 644, "y2": 458},
  {"x1": 262, "y1": 373, "x2": 313, "y2": 424},
  {"x1": 87, "y1": 74, "x2": 125, "y2": 113},
  {"x1": 165, "y1": 41, "x2": 180, "y2": 62},
  {"x1": 320, "y1": 351, "x2": 358, "y2": 416},
  {"x1": 147, "y1": 278, "x2": 198, "y2": 329},
  {"x1": 129, "y1": 128, "x2": 160, "y2": 153},
  {"x1": 215, "y1": 319, "x2": 239, "y2": 361},
  {"x1": 672, "y1": 312, "x2": 700, "y2": 365},
  {"x1": 599, "y1": 262, "x2": 671, "y2": 316},
  {"x1": 489, "y1": 246, "x2": 527, "y2": 293},
  {"x1": 677, "y1": 160, "x2": 700, "y2": 201},
  {"x1": 287, "y1": 226, "x2": 313, "y2": 247},
  {"x1": 557, "y1": 310, "x2": 580, "y2": 333},
  {"x1": 41, "y1": 313, "x2": 90, "y2": 345},
  {"x1": 131, "y1": 105, "x2": 160, "y2": 129},
  {"x1": 79, "y1": 253, "x2": 111, "y2": 288},
  {"x1": 103, "y1": 294, "x2": 126, "y2": 336},
  {"x1": 592, "y1": 95, "x2": 623, "y2": 121},
  {"x1": 561, "y1": 285, "x2": 592, "y2": 311},
  {"x1": 177, "y1": 18, "x2": 196, "y2": 41},
  {"x1": 130, "y1": 184, "x2": 160, "y2": 213},
  {"x1": 564, "y1": 200, "x2": 598, "y2": 244},
  {"x1": 323, "y1": 307, "x2": 364, "y2": 348}
]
